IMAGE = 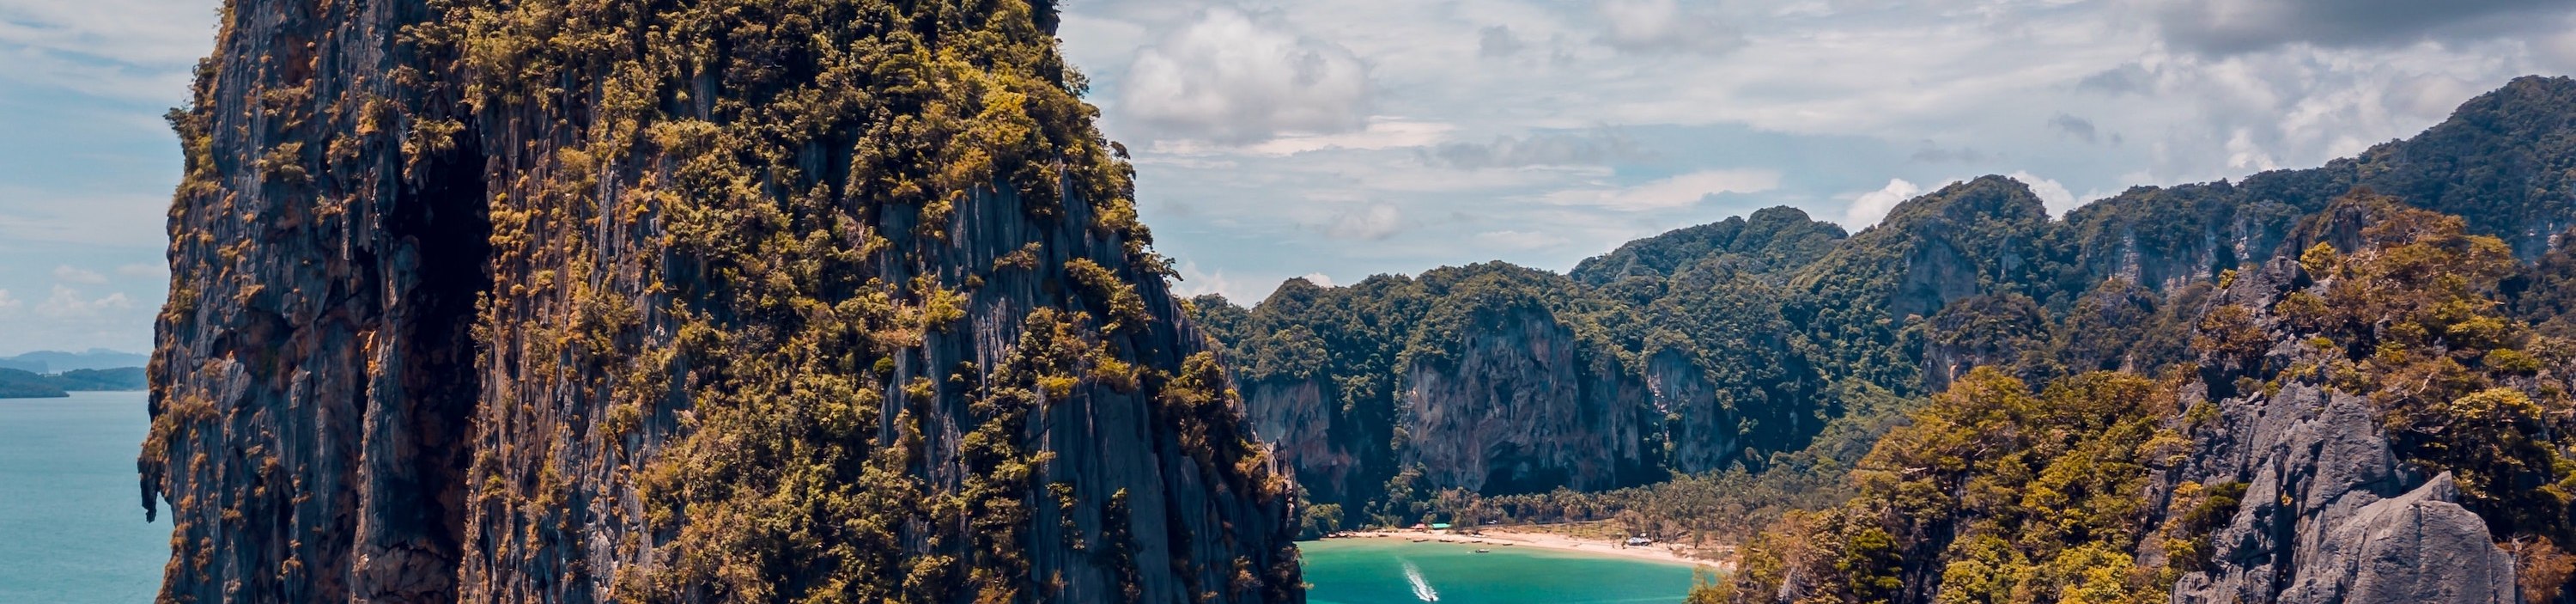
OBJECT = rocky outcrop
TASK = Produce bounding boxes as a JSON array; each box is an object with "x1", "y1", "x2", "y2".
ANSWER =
[
  {"x1": 2167, "y1": 383, "x2": 2521, "y2": 604},
  {"x1": 1203, "y1": 78, "x2": 2576, "y2": 547},
  {"x1": 2169, "y1": 386, "x2": 2421, "y2": 603},
  {"x1": 1399, "y1": 305, "x2": 1651, "y2": 494},
  {"x1": 2159, "y1": 208, "x2": 2526, "y2": 604},
  {"x1": 2281, "y1": 473, "x2": 2518, "y2": 604},
  {"x1": 137, "y1": 0, "x2": 1302, "y2": 601},
  {"x1": 1242, "y1": 375, "x2": 1360, "y2": 503},
  {"x1": 1643, "y1": 350, "x2": 1735, "y2": 474}
]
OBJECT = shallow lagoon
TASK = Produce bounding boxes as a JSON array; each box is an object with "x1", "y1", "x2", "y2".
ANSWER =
[
  {"x1": 0, "y1": 391, "x2": 1710, "y2": 603},
  {"x1": 1299, "y1": 538, "x2": 1707, "y2": 604}
]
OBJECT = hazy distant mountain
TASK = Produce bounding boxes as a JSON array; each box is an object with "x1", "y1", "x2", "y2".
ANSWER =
[{"x1": 0, "y1": 349, "x2": 149, "y2": 374}]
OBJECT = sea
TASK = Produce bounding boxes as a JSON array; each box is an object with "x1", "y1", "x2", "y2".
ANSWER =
[
  {"x1": 0, "y1": 391, "x2": 1705, "y2": 603},
  {"x1": 0, "y1": 392, "x2": 167, "y2": 603},
  {"x1": 1298, "y1": 538, "x2": 1704, "y2": 604}
]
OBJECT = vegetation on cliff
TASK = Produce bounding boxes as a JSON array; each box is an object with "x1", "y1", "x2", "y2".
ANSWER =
[
  {"x1": 1719, "y1": 198, "x2": 2576, "y2": 603},
  {"x1": 1203, "y1": 77, "x2": 2576, "y2": 601},
  {"x1": 141, "y1": 0, "x2": 1297, "y2": 601}
]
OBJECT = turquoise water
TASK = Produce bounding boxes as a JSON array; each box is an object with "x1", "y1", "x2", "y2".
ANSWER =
[
  {"x1": 1299, "y1": 538, "x2": 1705, "y2": 604},
  {"x1": 0, "y1": 392, "x2": 166, "y2": 602},
  {"x1": 0, "y1": 391, "x2": 1705, "y2": 602}
]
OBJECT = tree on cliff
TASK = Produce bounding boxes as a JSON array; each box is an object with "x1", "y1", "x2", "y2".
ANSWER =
[{"x1": 138, "y1": 0, "x2": 1299, "y2": 601}]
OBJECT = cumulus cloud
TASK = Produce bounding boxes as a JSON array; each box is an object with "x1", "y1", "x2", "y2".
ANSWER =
[
  {"x1": 2006, "y1": 171, "x2": 2080, "y2": 215},
  {"x1": 1420, "y1": 130, "x2": 1640, "y2": 169},
  {"x1": 1118, "y1": 7, "x2": 1371, "y2": 143},
  {"x1": 1843, "y1": 178, "x2": 1924, "y2": 228},
  {"x1": 0, "y1": 0, "x2": 216, "y2": 100},
  {"x1": 1221, "y1": 119, "x2": 1452, "y2": 156},
  {"x1": 2223, "y1": 127, "x2": 2280, "y2": 171},
  {"x1": 2142, "y1": 0, "x2": 2576, "y2": 55},
  {"x1": 2048, "y1": 113, "x2": 2101, "y2": 144},
  {"x1": 2078, "y1": 64, "x2": 2156, "y2": 95},
  {"x1": 1170, "y1": 260, "x2": 1255, "y2": 304},
  {"x1": 1909, "y1": 143, "x2": 1990, "y2": 164},
  {"x1": 52, "y1": 265, "x2": 106, "y2": 284},
  {"x1": 1479, "y1": 25, "x2": 1527, "y2": 58},
  {"x1": 1297, "y1": 272, "x2": 1337, "y2": 288},
  {"x1": 1322, "y1": 204, "x2": 1404, "y2": 241},
  {"x1": 1475, "y1": 229, "x2": 1571, "y2": 250},
  {"x1": 1596, "y1": 0, "x2": 1745, "y2": 55},
  {"x1": 2541, "y1": 26, "x2": 2576, "y2": 73},
  {"x1": 1546, "y1": 169, "x2": 1782, "y2": 211},
  {"x1": 35, "y1": 285, "x2": 133, "y2": 320}
]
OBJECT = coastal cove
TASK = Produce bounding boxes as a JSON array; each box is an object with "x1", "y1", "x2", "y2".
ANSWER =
[
  {"x1": 1299, "y1": 538, "x2": 1710, "y2": 604},
  {"x1": 0, "y1": 392, "x2": 1711, "y2": 602}
]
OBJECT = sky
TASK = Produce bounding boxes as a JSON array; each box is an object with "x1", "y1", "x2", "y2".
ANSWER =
[{"x1": 3, "y1": 0, "x2": 2574, "y2": 355}]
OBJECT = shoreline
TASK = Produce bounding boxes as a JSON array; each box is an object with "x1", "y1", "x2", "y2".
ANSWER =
[{"x1": 1315, "y1": 528, "x2": 1730, "y2": 570}]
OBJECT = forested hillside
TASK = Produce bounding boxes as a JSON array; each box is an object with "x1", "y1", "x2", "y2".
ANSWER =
[{"x1": 1197, "y1": 76, "x2": 2576, "y2": 601}]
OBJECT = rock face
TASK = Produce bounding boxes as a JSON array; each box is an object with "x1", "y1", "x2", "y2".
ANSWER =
[
  {"x1": 1398, "y1": 305, "x2": 1651, "y2": 494},
  {"x1": 2159, "y1": 216, "x2": 2525, "y2": 604},
  {"x1": 2281, "y1": 473, "x2": 2518, "y2": 604},
  {"x1": 1191, "y1": 78, "x2": 2576, "y2": 558},
  {"x1": 1242, "y1": 375, "x2": 1358, "y2": 502},
  {"x1": 1643, "y1": 350, "x2": 1736, "y2": 473},
  {"x1": 2168, "y1": 386, "x2": 2423, "y2": 603},
  {"x1": 137, "y1": 0, "x2": 1302, "y2": 601},
  {"x1": 2161, "y1": 384, "x2": 2518, "y2": 604}
]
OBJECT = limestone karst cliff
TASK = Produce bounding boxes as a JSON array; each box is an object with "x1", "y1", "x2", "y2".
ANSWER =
[
  {"x1": 137, "y1": 0, "x2": 1301, "y2": 601},
  {"x1": 1196, "y1": 78, "x2": 2576, "y2": 538}
]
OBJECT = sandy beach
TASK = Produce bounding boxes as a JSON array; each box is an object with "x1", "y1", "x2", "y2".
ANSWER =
[{"x1": 1325, "y1": 528, "x2": 1731, "y2": 569}]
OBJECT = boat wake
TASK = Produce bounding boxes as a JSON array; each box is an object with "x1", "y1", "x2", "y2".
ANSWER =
[{"x1": 1400, "y1": 559, "x2": 1439, "y2": 601}]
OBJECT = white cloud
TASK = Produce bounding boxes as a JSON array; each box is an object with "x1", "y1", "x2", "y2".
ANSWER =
[
  {"x1": 0, "y1": 0, "x2": 216, "y2": 101},
  {"x1": 1475, "y1": 229, "x2": 1571, "y2": 250},
  {"x1": 1843, "y1": 178, "x2": 1925, "y2": 228},
  {"x1": 2540, "y1": 24, "x2": 2576, "y2": 73},
  {"x1": 1297, "y1": 272, "x2": 1337, "y2": 288},
  {"x1": 52, "y1": 265, "x2": 105, "y2": 284},
  {"x1": 1545, "y1": 169, "x2": 1783, "y2": 211},
  {"x1": 1171, "y1": 260, "x2": 1247, "y2": 302},
  {"x1": 1323, "y1": 204, "x2": 1404, "y2": 241},
  {"x1": 35, "y1": 285, "x2": 133, "y2": 320},
  {"x1": 0, "y1": 188, "x2": 169, "y2": 247},
  {"x1": 1118, "y1": 7, "x2": 1371, "y2": 143},
  {"x1": 2005, "y1": 171, "x2": 2079, "y2": 214},
  {"x1": 0, "y1": 289, "x2": 18, "y2": 314},
  {"x1": 1154, "y1": 118, "x2": 1454, "y2": 156},
  {"x1": 1596, "y1": 0, "x2": 1745, "y2": 55},
  {"x1": 2222, "y1": 126, "x2": 2279, "y2": 171},
  {"x1": 1421, "y1": 129, "x2": 1641, "y2": 169}
]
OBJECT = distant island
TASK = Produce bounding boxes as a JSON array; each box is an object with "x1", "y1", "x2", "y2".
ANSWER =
[
  {"x1": 0, "y1": 351, "x2": 149, "y2": 399},
  {"x1": 0, "y1": 367, "x2": 147, "y2": 399},
  {"x1": 0, "y1": 349, "x2": 149, "y2": 375}
]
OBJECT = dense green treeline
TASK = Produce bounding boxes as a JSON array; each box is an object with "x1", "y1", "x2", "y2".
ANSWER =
[
  {"x1": 0, "y1": 367, "x2": 147, "y2": 398},
  {"x1": 1714, "y1": 197, "x2": 2576, "y2": 603},
  {"x1": 1195, "y1": 78, "x2": 2576, "y2": 583}
]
